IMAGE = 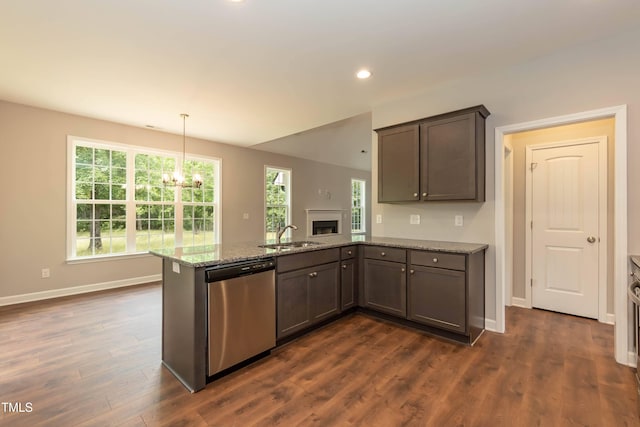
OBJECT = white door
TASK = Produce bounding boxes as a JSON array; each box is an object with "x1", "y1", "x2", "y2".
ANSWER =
[{"x1": 528, "y1": 140, "x2": 604, "y2": 319}]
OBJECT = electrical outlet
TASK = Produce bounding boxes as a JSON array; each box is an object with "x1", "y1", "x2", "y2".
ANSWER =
[
  {"x1": 172, "y1": 262, "x2": 181, "y2": 274},
  {"x1": 455, "y1": 215, "x2": 464, "y2": 227},
  {"x1": 376, "y1": 214, "x2": 382, "y2": 224},
  {"x1": 242, "y1": 213, "x2": 249, "y2": 220},
  {"x1": 41, "y1": 268, "x2": 50, "y2": 279},
  {"x1": 410, "y1": 214, "x2": 420, "y2": 225}
]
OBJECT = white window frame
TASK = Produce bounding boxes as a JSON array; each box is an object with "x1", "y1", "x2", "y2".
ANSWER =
[
  {"x1": 351, "y1": 178, "x2": 366, "y2": 234},
  {"x1": 67, "y1": 135, "x2": 221, "y2": 261},
  {"x1": 264, "y1": 166, "x2": 292, "y2": 241}
]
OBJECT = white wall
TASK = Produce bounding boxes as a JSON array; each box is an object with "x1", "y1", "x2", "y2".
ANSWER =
[{"x1": 371, "y1": 27, "x2": 640, "y2": 325}]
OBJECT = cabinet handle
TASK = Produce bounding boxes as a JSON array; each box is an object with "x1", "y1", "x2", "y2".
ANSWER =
[
  {"x1": 347, "y1": 250, "x2": 352, "y2": 256},
  {"x1": 401, "y1": 267, "x2": 406, "y2": 273},
  {"x1": 309, "y1": 272, "x2": 318, "y2": 278},
  {"x1": 380, "y1": 252, "x2": 386, "y2": 257},
  {"x1": 422, "y1": 192, "x2": 427, "y2": 197},
  {"x1": 410, "y1": 269, "x2": 415, "y2": 275},
  {"x1": 342, "y1": 264, "x2": 347, "y2": 269},
  {"x1": 413, "y1": 193, "x2": 418, "y2": 198},
  {"x1": 432, "y1": 258, "x2": 438, "y2": 263}
]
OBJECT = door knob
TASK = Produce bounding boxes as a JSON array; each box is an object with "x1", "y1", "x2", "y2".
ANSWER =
[{"x1": 587, "y1": 236, "x2": 596, "y2": 243}]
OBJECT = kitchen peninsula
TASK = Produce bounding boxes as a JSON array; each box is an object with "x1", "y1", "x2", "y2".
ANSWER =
[{"x1": 152, "y1": 236, "x2": 487, "y2": 392}]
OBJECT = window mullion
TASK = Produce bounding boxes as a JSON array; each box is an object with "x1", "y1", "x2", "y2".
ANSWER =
[
  {"x1": 126, "y1": 151, "x2": 137, "y2": 251},
  {"x1": 175, "y1": 179, "x2": 184, "y2": 247}
]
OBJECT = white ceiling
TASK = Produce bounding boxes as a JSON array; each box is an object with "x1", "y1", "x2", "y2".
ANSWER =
[
  {"x1": 1, "y1": 0, "x2": 639, "y2": 168},
  {"x1": 253, "y1": 112, "x2": 372, "y2": 171}
]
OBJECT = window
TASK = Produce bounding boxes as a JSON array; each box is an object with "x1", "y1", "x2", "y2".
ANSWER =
[
  {"x1": 134, "y1": 153, "x2": 177, "y2": 252},
  {"x1": 68, "y1": 136, "x2": 220, "y2": 260},
  {"x1": 181, "y1": 159, "x2": 218, "y2": 247},
  {"x1": 265, "y1": 167, "x2": 291, "y2": 241},
  {"x1": 351, "y1": 179, "x2": 366, "y2": 234},
  {"x1": 74, "y1": 144, "x2": 128, "y2": 257}
]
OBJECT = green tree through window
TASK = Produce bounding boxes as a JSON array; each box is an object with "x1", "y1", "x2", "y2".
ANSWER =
[
  {"x1": 352, "y1": 179, "x2": 365, "y2": 233},
  {"x1": 265, "y1": 167, "x2": 291, "y2": 240}
]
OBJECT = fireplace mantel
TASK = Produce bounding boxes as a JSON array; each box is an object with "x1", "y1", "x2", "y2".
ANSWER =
[{"x1": 305, "y1": 209, "x2": 346, "y2": 237}]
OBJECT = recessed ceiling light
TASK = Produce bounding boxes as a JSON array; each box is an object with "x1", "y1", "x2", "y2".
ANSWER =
[{"x1": 356, "y1": 69, "x2": 372, "y2": 79}]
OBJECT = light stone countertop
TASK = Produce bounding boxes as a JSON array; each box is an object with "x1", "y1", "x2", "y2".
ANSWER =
[
  {"x1": 631, "y1": 255, "x2": 640, "y2": 271},
  {"x1": 150, "y1": 235, "x2": 488, "y2": 268}
]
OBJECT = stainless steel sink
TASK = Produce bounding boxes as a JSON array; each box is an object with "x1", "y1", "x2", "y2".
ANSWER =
[{"x1": 258, "y1": 241, "x2": 320, "y2": 250}]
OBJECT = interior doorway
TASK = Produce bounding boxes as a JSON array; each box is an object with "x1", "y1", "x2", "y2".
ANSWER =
[{"x1": 494, "y1": 105, "x2": 628, "y2": 365}]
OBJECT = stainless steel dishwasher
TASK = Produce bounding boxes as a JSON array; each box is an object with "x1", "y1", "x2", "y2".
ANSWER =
[{"x1": 205, "y1": 258, "x2": 276, "y2": 376}]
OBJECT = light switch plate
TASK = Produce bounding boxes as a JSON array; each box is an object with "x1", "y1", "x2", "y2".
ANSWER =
[
  {"x1": 410, "y1": 214, "x2": 421, "y2": 225},
  {"x1": 376, "y1": 214, "x2": 382, "y2": 224},
  {"x1": 455, "y1": 215, "x2": 464, "y2": 227},
  {"x1": 172, "y1": 262, "x2": 180, "y2": 274},
  {"x1": 242, "y1": 213, "x2": 249, "y2": 220}
]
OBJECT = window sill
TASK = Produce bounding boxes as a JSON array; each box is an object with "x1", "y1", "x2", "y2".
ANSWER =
[{"x1": 66, "y1": 252, "x2": 155, "y2": 264}]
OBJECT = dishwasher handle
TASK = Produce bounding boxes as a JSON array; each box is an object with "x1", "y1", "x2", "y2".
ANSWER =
[{"x1": 205, "y1": 259, "x2": 275, "y2": 283}]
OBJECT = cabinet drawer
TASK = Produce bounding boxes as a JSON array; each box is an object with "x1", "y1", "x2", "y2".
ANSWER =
[
  {"x1": 277, "y1": 248, "x2": 340, "y2": 273},
  {"x1": 341, "y1": 246, "x2": 357, "y2": 260},
  {"x1": 410, "y1": 250, "x2": 466, "y2": 271},
  {"x1": 363, "y1": 246, "x2": 406, "y2": 263}
]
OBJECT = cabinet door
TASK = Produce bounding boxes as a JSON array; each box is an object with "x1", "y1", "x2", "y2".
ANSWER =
[
  {"x1": 363, "y1": 259, "x2": 407, "y2": 317},
  {"x1": 420, "y1": 112, "x2": 482, "y2": 201},
  {"x1": 277, "y1": 269, "x2": 310, "y2": 339},
  {"x1": 341, "y1": 259, "x2": 356, "y2": 310},
  {"x1": 377, "y1": 124, "x2": 420, "y2": 202},
  {"x1": 309, "y1": 262, "x2": 340, "y2": 322},
  {"x1": 408, "y1": 265, "x2": 466, "y2": 333}
]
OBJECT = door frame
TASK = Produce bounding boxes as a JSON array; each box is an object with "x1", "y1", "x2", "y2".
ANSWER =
[
  {"x1": 494, "y1": 104, "x2": 628, "y2": 365},
  {"x1": 524, "y1": 137, "x2": 608, "y2": 321}
]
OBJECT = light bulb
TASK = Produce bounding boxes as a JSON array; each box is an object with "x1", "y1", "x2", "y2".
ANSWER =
[{"x1": 356, "y1": 69, "x2": 372, "y2": 79}]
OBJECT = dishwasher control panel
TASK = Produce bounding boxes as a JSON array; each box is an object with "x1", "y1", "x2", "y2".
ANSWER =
[{"x1": 205, "y1": 258, "x2": 275, "y2": 283}]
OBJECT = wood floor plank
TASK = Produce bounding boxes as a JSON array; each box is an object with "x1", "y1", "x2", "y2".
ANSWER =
[{"x1": 0, "y1": 283, "x2": 638, "y2": 426}]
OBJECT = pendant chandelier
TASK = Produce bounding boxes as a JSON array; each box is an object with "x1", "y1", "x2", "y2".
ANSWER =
[{"x1": 162, "y1": 113, "x2": 203, "y2": 188}]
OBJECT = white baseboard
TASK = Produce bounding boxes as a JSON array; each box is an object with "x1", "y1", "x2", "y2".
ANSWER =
[
  {"x1": 0, "y1": 274, "x2": 161, "y2": 307},
  {"x1": 485, "y1": 318, "x2": 498, "y2": 332},
  {"x1": 603, "y1": 313, "x2": 615, "y2": 325},
  {"x1": 511, "y1": 297, "x2": 528, "y2": 308},
  {"x1": 628, "y1": 351, "x2": 637, "y2": 368}
]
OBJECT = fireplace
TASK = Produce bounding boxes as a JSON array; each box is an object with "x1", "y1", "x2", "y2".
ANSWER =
[
  {"x1": 312, "y1": 220, "x2": 338, "y2": 235},
  {"x1": 306, "y1": 209, "x2": 344, "y2": 237}
]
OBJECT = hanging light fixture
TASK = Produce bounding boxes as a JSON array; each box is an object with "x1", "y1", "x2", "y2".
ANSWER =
[{"x1": 162, "y1": 113, "x2": 203, "y2": 188}]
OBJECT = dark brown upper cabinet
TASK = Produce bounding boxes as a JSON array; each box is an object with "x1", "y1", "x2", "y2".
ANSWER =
[
  {"x1": 375, "y1": 105, "x2": 490, "y2": 203},
  {"x1": 377, "y1": 124, "x2": 420, "y2": 202}
]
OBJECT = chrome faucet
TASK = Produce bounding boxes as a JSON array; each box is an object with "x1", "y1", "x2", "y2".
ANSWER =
[{"x1": 277, "y1": 224, "x2": 297, "y2": 244}]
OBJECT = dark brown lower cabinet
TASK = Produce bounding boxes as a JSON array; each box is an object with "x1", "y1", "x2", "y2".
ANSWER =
[
  {"x1": 340, "y1": 259, "x2": 356, "y2": 310},
  {"x1": 277, "y1": 262, "x2": 339, "y2": 339},
  {"x1": 277, "y1": 245, "x2": 484, "y2": 344},
  {"x1": 309, "y1": 262, "x2": 340, "y2": 322},
  {"x1": 277, "y1": 268, "x2": 311, "y2": 338},
  {"x1": 363, "y1": 258, "x2": 407, "y2": 317},
  {"x1": 408, "y1": 265, "x2": 466, "y2": 333}
]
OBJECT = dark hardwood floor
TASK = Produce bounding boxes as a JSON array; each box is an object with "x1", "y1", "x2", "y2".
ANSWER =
[{"x1": 0, "y1": 283, "x2": 638, "y2": 426}]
